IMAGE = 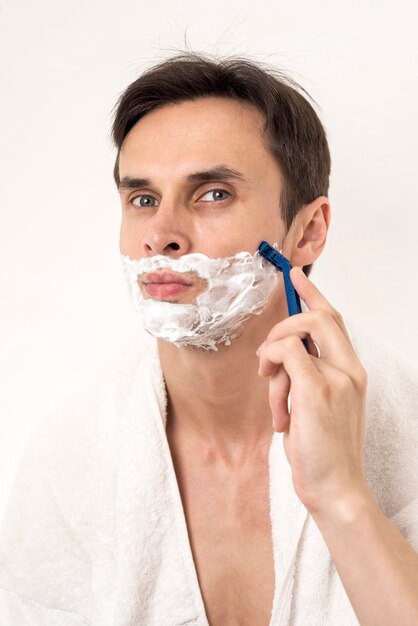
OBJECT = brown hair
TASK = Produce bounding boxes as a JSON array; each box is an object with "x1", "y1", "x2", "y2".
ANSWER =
[{"x1": 112, "y1": 52, "x2": 331, "y2": 277}]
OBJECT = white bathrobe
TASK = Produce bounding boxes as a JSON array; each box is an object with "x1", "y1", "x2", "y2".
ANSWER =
[{"x1": 1, "y1": 320, "x2": 417, "y2": 625}]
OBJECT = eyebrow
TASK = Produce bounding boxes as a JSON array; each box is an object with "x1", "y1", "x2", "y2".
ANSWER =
[{"x1": 118, "y1": 165, "x2": 247, "y2": 191}]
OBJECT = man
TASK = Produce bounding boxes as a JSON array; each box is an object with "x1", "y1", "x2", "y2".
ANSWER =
[{"x1": 1, "y1": 53, "x2": 417, "y2": 625}]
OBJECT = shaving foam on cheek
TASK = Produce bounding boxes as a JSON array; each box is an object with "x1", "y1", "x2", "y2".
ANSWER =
[{"x1": 121, "y1": 250, "x2": 279, "y2": 351}]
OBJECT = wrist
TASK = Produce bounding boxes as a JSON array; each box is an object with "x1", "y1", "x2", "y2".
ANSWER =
[{"x1": 310, "y1": 486, "x2": 378, "y2": 530}]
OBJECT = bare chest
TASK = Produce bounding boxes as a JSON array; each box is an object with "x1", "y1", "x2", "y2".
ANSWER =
[{"x1": 169, "y1": 444, "x2": 275, "y2": 626}]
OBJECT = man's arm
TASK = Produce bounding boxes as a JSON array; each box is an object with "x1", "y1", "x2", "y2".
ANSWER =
[
  {"x1": 257, "y1": 266, "x2": 418, "y2": 625},
  {"x1": 313, "y1": 490, "x2": 418, "y2": 625}
]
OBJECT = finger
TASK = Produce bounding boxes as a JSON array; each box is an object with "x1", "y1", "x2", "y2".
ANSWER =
[
  {"x1": 263, "y1": 309, "x2": 361, "y2": 380},
  {"x1": 289, "y1": 266, "x2": 352, "y2": 344},
  {"x1": 258, "y1": 334, "x2": 321, "y2": 387},
  {"x1": 268, "y1": 365, "x2": 291, "y2": 432}
]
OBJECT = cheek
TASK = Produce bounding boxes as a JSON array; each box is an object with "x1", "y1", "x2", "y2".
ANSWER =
[
  {"x1": 191, "y1": 207, "x2": 256, "y2": 255},
  {"x1": 119, "y1": 214, "x2": 143, "y2": 257},
  {"x1": 197, "y1": 213, "x2": 284, "y2": 256}
]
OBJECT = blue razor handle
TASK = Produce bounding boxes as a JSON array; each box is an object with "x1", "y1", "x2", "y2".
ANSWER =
[{"x1": 258, "y1": 241, "x2": 309, "y2": 352}]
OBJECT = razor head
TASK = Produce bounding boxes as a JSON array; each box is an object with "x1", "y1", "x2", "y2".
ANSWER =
[{"x1": 258, "y1": 241, "x2": 292, "y2": 273}]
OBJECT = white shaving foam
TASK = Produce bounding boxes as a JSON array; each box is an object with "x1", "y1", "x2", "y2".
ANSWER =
[{"x1": 121, "y1": 250, "x2": 279, "y2": 351}]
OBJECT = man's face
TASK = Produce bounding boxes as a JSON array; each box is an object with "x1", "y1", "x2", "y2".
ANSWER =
[{"x1": 118, "y1": 97, "x2": 286, "y2": 303}]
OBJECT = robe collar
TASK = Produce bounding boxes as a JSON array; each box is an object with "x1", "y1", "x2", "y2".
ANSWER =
[{"x1": 115, "y1": 338, "x2": 308, "y2": 625}]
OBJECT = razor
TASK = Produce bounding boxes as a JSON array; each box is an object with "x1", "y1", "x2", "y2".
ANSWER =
[{"x1": 258, "y1": 241, "x2": 309, "y2": 352}]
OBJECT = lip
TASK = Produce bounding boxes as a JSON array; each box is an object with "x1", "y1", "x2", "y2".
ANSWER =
[
  {"x1": 141, "y1": 271, "x2": 195, "y2": 300},
  {"x1": 142, "y1": 271, "x2": 194, "y2": 286},
  {"x1": 143, "y1": 283, "x2": 193, "y2": 299}
]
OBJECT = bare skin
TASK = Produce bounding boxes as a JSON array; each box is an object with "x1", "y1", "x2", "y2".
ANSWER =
[
  {"x1": 166, "y1": 420, "x2": 275, "y2": 625},
  {"x1": 118, "y1": 97, "x2": 418, "y2": 625}
]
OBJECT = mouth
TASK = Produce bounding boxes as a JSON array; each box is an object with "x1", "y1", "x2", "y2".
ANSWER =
[{"x1": 140, "y1": 271, "x2": 198, "y2": 300}]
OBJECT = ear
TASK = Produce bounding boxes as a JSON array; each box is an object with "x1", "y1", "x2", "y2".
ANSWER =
[{"x1": 285, "y1": 197, "x2": 331, "y2": 266}]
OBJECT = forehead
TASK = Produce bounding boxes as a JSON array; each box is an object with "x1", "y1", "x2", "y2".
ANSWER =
[{"x1": 118, "y1": 97, "x2": 279, "y2": 182}]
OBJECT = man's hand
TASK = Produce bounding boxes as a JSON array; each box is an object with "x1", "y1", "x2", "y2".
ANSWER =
[
  {"x1": 256, "y1": 266, "x2": 418, "y2": 626},
  {"x1": 256, "y1": 266, "x2": 368, "y2": 515}
]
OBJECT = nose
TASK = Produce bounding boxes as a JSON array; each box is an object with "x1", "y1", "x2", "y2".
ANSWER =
[{"x1": 142, "y1": 204, "x2": 191, "y2": 257}]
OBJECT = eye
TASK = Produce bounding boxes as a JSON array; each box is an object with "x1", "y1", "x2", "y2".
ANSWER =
[
  {"x1": 131, "y1": 194, "x2": 159, "y2": 208},
  {"x1": 199, "y1": 189, "x2": 231, "y2": 202}
]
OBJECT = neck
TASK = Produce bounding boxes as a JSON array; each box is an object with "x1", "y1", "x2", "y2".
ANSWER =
[{"x1": 158, "y1": 287, "x2": 288, "y2": 464}]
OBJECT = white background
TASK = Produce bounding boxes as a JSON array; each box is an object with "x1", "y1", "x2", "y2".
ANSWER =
[{"x1": 1, "y1": 0, "x2": 417, "y2": 516}]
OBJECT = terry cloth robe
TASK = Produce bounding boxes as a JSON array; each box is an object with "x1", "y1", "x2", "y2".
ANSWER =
[{"x1": 0, "y1": 320, "x2": 418, "y2": 626}]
